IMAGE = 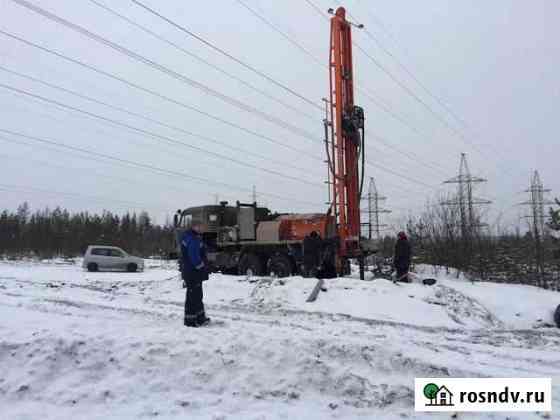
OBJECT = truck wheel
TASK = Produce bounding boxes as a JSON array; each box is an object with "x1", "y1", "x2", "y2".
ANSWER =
[
  {"x1": 127, "y1": 263, "x2": 138, "y2": 273},
  {"x1": 268, "y1": 253, "x2": 293, "y2": 278},
  {"x1": 238, "y1": 253, "x2": 263, "y2": 276},
  {"x1": 87, "y1": 262, "x2": 98, "y2": 272}
]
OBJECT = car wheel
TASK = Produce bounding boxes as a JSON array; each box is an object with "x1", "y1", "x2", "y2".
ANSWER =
[
  {"x1": 87, "y1": 262, "x2": 98, "y2": 272},
  {"x1": 127, "y1": 263, "x2": 138, "y2": 273},
  {"x1": 238, "y1": 253, "x2": 263, "y2": 276},
  {"x1": 268, "y1": 253, "x2": 293, "y2": 278}
]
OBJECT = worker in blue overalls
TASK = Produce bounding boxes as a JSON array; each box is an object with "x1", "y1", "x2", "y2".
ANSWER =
[{"x1": 180, "y1": 223, "x2": 210, "y2": 327}]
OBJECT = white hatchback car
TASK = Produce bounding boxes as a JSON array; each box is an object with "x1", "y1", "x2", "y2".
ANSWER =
[{"x1": 82, "y1": 246, "x2": 144, "y2": 273}]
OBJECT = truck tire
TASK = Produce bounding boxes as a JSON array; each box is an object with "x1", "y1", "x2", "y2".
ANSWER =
[
  {"x1": 268, "y1": 253, "x2": 293, "y2": 278},
  {"x1": 238, "y1": 253, "x2": 263, "y2": 276},
  {"x1": 127, "y1": 263, "x2": 138, "y2": 273},
  {"x1": 87, "y1": 262, "x2": 98, "y2": 272}
]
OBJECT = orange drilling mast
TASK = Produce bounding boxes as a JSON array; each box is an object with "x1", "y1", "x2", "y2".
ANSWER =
[{"x1": 326, "y1": 7, "x2": 366, "y2": 275}]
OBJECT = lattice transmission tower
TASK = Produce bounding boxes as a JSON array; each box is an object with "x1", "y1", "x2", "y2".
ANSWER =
[
  {"x1": 520, "y1": 170, "x2": 554, "y2": 280},
  {"x1": 361, "y1": 177, "x2": 391, "y2": 240},
  {"x1": 442, "y1": 153, "x2": 491, "y2": 238}
]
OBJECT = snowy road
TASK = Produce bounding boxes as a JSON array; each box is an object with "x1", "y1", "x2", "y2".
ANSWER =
[{"x1": 1, "y1": 261, "x2": 559, "y2": 419}]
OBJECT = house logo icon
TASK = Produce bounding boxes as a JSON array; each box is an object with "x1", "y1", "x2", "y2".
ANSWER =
[{"x1": 423, "y1": 383, "x2": 454, "y2": 407}]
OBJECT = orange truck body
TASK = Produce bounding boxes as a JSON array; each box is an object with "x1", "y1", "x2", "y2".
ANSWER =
[{"x1": 277, "y1": 214, "x2": 334, "y2": 241}]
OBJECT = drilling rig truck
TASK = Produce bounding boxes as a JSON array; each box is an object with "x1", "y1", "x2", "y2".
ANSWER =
[
  {"x1": 173, "y1": 201, "x2": 339, "y2": 278},
  {"x1": 174, "y1": 7, "x2": 374, "y2": 279}
]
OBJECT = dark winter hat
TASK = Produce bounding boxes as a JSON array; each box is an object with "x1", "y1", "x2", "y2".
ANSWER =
[{"x1": 398, "y1": 231, "x2": 407, "y2": 240}]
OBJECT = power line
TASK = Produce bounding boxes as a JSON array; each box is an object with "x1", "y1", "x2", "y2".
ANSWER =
[
  {"x1": 0, "y1": 133, "x2": 299, "y2": 209},
  {"x1": 1, "y1": 30, "x2": 443, "y2": 193},
  {"x1": 353, "y1": 1, "x2": 496, "y2": 138},
  {"x1": 130, "y1": 0, "x2": 324, "y2": 112},
  {"x1": 235, "y1": 0, "x2": 324, "y2": 68},
  {"x1": 235, "y1": 0, "x2": 452, "y2": 180},
  {"x1": 307, "y1": 0, "x2": 518, "y2": 180},
  {"x1": 326, "y1": 2, "x2": 487, "y2": 155},
  {"x1": 0, "y1": 29, "x2": 321, "y2": 161},
  {"x1": 293, "y1": 1, "x2": 458, "y2": 177},
  {"x1": 352, "y1": 5, "x2": 525, "y2": 179},
  {"x1": 354, "y1": 0, "x2": 402, "y2": 48},
  {"x1": 360, "y1": 25, "x2": 467, "y2": 132},
  {"x1": 343, "y1": 0, "x2": 468, "y2": 132},
  {"x1": 357, "y1": 82, "x2": 458, "y2": 176},
  {"x1": 354, "y1": 42, "x2": 485, "y2": 155},
  {"x1": 0, "y1": 148, "x2": 240, "y2": 206},
  {"x1": 3, "y1": 6, "x2": 451, "y2": 193},
  {"x1": 365, "y1": 155, "x2": 439, "y2": 191},
  {"x1": 303, "y1": 0, "x2": 328, "y2": 19},
  {"x1": 0, "y1": 128, "x2": 321, "y2": 207},
  {"x1": 2, "y1": 90, "x2": 436, "y2": 210},
  {"x1": 0, "y1": 83, "x2": 322, "y2": 189},
  {"x1": 0, "y1": 182, "x2": 161, "y2": 211},
  {"x1": 0, "y1": 65, "x2": 321, "y2": 178},
  {"x1": 3, "y1": 93, "x2": 321, "y2": 195},
  {"x1": 86, "y1": 0, "x2": 317, "y2": 122},
  {"x1": 364, "y1": 128, "x2": 451, "y2": 178},
  {"x1": 10, "y1": 0, "x2": 321, "y2": 145}
]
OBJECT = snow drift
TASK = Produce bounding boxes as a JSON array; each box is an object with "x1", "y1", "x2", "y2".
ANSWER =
[{"x1": 1, "y1": 260, "x2": 559, "y2": 419}]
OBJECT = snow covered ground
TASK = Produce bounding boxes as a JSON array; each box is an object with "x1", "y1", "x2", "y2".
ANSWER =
[{"x1": 1, "y1": 259, "x2": 559, "y2": 419}]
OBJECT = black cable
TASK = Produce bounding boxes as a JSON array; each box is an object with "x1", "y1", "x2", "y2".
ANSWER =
[
  {"x1": 0, "y1": 146, "x2": 240, "y2": 205},
  {"x1": 252, "y1": 0, "x2": 456, "y2": 178},
  {"x1": 0, "y1": 83, "x2": 322, "y2": 190},
  {"x1": 358, "y1": 95, "x2": 457, "y2": 175},
  {"x1": 2, "y1": 6, "x2": 445, "y2": 194},
  {"x1": 0, "y1": 65, "x2": 322, "y2": 178},
  {"x1": 0, "y1": 182, "x2": 162, "y2": 210},
  {"x1": 0, "y1": 26, "x2": 442, "y2": 192},
  {"x1": 343, "y1": 0, "x2": 461, "y2": 128},
  {"x1": 0, "y1": 128, "x2": 322, "y2": 207},
  {"x1": 352, "y1": 8, "x2": 524, "y2": 178},
  {"x1": 306, "y1": 0, "x2": 516, "y2": 180},
  {"x1": 0, "y1": 29, "x2": 321, "y2": 161},
  {"x1": 4, "y1": 92, "x2": 322, "y2": 192},
  {"x1": 235, "y1": 0, "x2": 325, "y2": 68},
  {"x1": 364, "y1": 129, "x2": 453, "y2": 177},
  {"x1": 365, "y1": 156, "x2": 439, "y2": 191},
  {"x1": 130, "y1": 0, "x2": 324, "y2": 112},
  {"x1": 352, "y1": 35, "x2": 487, "y2": 156},
  {"x1": 354, "y1": 2, "x2": 484, "y2": 135},
  {"x1": 303, "y1": 0, "x2": 329, "y2": 19},
  {"x1": 86, "y1": 0, "x2": 317, "y2": 122},
  {"x1": 11, "y1": 0, "x2": 321, "y2": 145},
  {"x1": 235, "y1": 0, "x2": 451, "y2": 178}
]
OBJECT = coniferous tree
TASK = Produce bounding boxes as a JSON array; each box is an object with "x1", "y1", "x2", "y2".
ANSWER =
[{"x1": 0, "y1": 203, "x2": 173, "y2": 258}]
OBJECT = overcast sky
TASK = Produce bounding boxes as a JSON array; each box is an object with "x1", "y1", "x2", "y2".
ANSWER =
[{"x1": 1, "y1": 0, "x2": 558, "y2": 230}]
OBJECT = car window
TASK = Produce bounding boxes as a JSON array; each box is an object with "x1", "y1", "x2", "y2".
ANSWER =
[
  {"x1": 109, "y1": 249, "x2": 124, "y2": 257},
  {"x1": 91, "y1": 248, "x2": 109, "y2": 256}
]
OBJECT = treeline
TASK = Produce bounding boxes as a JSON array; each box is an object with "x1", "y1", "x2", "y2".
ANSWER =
[
  {"x1": 402, "y1": 195, "x2": 560, "y2": 290},
  {"x1": 0, "y1": 203, "x2": 174, "y2": 258}
]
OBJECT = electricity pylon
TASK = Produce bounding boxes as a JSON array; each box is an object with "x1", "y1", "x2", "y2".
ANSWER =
[
  {"x1": 361, "y1": 177, "x2": 391, "y2": 240},
  {"x1": 442, "y1": 153, "x2": 491, "y2": 238},
  {"x1": 520, "y1": 170, "x2": 554, "y2": 281}
]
